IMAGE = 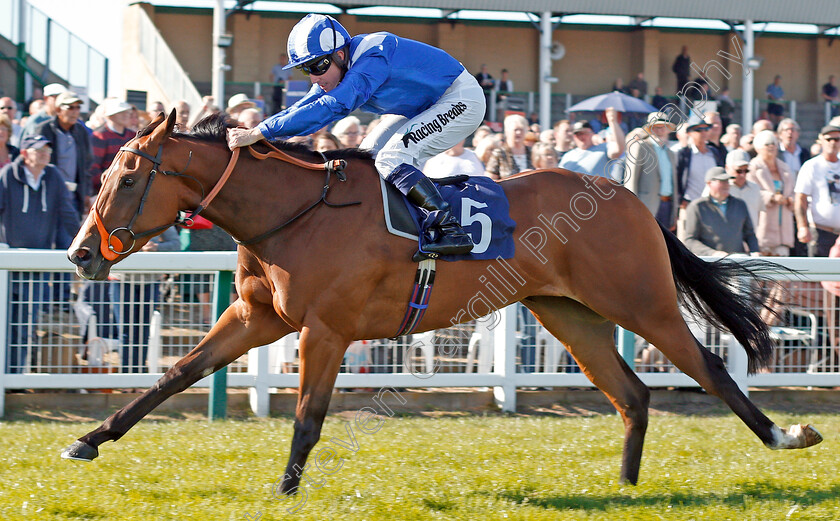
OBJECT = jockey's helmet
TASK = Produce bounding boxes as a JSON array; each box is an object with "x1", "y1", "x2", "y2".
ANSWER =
[{"x1": 284, "y1": 14, "x2": 351, "y2": 70}]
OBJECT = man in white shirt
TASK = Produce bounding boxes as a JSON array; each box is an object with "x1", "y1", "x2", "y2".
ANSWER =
[
  {"x1": 794, "y1": 125, "x2": 840, "y2": 257},
  {"x1": 675, "y1": 118, "x2": 723, "y2": 239},
  {"x1": 559, "y1": 108, "x2": 625, "y2": 178},
  {"x1": 423, "y1": 139, "x2": 485, "y2": 178},
  {"x1": 777, "y1": 118, "x2": 810, "y2": 176},
  {"x1": 726, "y1": 149, "x2": 763, "y2": 228}
]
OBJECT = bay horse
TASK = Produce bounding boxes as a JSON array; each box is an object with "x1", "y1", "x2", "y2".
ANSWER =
[{"x1": 62, "y1": 111, "x2": 821, "y2": 491}]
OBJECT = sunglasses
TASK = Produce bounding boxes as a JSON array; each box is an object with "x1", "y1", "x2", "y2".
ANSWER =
[
  {"x1": 734, "y1": 168, "x2": 749, "y2": 174},
  {"x1": 297, "y1": 56, "x2": 332, "y2": 77},
  {"x1": 0, "y1": 106, "x2": 13, "y2": 110},
  {"x1": 824, "y1": 136, "x2": 840, "y2": 143}
]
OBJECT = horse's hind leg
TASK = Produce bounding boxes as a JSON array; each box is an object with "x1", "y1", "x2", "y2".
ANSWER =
[
  {"x1": 523, "y1": 296, "x2": 650, "y2": 485},
  {"x1": 635, "y1": 308, "x2": 822, "y2": 450}
]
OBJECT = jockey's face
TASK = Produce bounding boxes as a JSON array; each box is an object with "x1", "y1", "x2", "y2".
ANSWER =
[{"x1": 309, "y1": 50, "x2": 345, "y2": 93}]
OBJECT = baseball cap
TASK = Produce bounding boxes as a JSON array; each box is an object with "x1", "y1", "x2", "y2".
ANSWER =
[
  {"x1": 56, "y1": 91, "x2": 83, "y2": 107},
  {"x1": 227, "y1": 93, "x2": 256, "y2": 112},
  {"x1": 705, "y1": 166, "x2": 733, "y2": 182},
  {"x1": 20, "y1": 135, "x2": 52, "y2": 151},
  {"x1": 819, "y1": 125, "x2": 840, "y2": 136},
  {"x1": 102, "y1": 98, "x2": 133, "y2": 117},
  {"x1": 726, "y1": 149, "x2": 750, "y2": 168},
  {"x1": 102, "y1": 98, "x2": 134, "y2": 117},
  {"x1": 571, "y1": 121, "x2": 593, "y2": 134},
  {"x1": 43, "y1": 83, "x2": 67, "y2": 97}
]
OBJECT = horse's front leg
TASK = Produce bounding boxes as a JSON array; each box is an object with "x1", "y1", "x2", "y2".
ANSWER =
[
  {"x1": 278, "y1": 324, "x2": 348, "y2": 494},
  {"x1": 61, "y1": 299, "x2": 293, "y2": 461}
]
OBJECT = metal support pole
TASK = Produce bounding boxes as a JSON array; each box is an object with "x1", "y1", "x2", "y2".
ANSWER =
[
  {"x1": 16, "y1": 43, "x2": 26, "y2": 104},
  {"x1": 539, "y1": 12, "x2": 553, "y2": 130},
  {"x1": 741, "y1": 19, "x2": 754, "y2": 129},
  {"x1": 212, "y1": 0, "x2": 227, "y2": 114},
  {"x1": 488, "y1": 93, "x2": 497, "y2": 123},
  {"x1": 208, "y1": 270, "x2": 233, "y2": 420},
  {"x1": 617, "y1": 327, "x2": 636, "y2": 371},
  {"x1": 0, "y1": 270, "x2": 9, "y2": 418}
]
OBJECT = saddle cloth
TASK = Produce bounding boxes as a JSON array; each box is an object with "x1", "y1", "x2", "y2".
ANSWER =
[{"x1": 379, "y1": 174, "x2": 516, "y2": 261}]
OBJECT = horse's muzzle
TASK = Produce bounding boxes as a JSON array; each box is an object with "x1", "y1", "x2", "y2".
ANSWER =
[{"x1": 68, "y1": 245, "x2": 110, "y2": 280}]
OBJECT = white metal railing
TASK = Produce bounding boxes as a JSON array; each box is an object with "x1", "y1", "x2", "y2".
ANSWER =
[
  {"x1": 0, "y1": 251, "x2": 839, "y2": 417},
  {"x1": 137, "y1": 7, "x2": 203, "y2": 112}
]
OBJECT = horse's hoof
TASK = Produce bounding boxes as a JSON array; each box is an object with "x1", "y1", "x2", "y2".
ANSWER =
[
  {"x1": 769, "y1": 424, "x2": 824, "y2": 449},
  {"x1": 799, "y1": 424, "x2": 823, "y2": 447},
  {"x1": 61, "y1": 440, "x2": 98, "y2": 462}
]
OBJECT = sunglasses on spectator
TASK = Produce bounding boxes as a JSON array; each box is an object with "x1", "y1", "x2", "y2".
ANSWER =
[
  {"x1": 297, "y1": 56, "x2": 332, "y2": 76},
  {"x1": 824, "y1": 136, "x2": 840, "y2": 143},
  {"x1": 734, "y1": 168, "x2": 749, "y2": 174},
  {"x1": 0, "y1": 106, "x2": 13, "y2": 110},
  {"x1": 62, "y1": 104, "x2": 82, "y2": 111}
]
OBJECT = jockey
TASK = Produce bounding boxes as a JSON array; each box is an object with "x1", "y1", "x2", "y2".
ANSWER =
[{"x1": 226, "y1": 14, "x2": 485, "y2": 258}]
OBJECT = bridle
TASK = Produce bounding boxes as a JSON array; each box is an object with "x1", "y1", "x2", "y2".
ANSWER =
[
  {"x1": 91, "y1": 142, "x2": 199, "y2": 261},
  {"x1": 91, "y1": 138, "x2": 355, "y2": 261}
]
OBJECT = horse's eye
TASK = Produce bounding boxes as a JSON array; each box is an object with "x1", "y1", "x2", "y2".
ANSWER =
[{"x1": 122, "y1": 177, "x2": 136, "y2": 188}]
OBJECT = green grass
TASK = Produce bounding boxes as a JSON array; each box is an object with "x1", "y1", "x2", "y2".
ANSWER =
[{"x1": 1, "y1": 410, "x2": 838, "y2": 520}]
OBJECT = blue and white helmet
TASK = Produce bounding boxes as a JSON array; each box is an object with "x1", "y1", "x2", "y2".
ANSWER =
[{"x1": 284, "y1": 14, "x2": 351, "y2": 70}]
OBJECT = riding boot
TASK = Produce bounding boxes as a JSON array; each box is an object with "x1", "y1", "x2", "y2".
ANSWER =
[
  {"x1": 386, "y1": 163, "x2": 474, "y2": 258},
  {"x1": 406, "y1": 177, "x2": 474, "y2": 257}
]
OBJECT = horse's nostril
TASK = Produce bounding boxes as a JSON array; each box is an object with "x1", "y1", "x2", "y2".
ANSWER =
[{"x1": 70, "y1": 247, "x2": 92, "y2": 266}]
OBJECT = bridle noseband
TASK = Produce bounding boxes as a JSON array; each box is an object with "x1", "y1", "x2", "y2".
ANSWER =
[{"x1": 92, "y1": 143, "x2": 198, "y2": 261}]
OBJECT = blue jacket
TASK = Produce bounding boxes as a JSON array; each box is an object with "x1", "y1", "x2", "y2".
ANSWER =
[
  {"x1": 258, "y1": 32, "x2": 465, "y2": 139},
  {"x1": 0, "y1": 156, "x2": 80, "y2": 248}
]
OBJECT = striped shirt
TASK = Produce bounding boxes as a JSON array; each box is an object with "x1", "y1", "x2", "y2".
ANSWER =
[{"x1": 90, "y1": 125, "x2": 132, "y2": 193}]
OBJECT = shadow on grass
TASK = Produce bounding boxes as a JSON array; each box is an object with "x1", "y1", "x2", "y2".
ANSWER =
[{"x1": 487, "y1": 481, "x2": 840, "y2": 511}]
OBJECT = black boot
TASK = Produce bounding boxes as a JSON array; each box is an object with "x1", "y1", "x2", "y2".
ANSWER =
[{"x1": 406, "y1": 177, "x2": 474, "y2": 258}]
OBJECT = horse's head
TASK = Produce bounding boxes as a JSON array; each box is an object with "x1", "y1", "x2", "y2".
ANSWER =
[{"x1": 69, "y1": 109, "x2": 188, "y2": 280}]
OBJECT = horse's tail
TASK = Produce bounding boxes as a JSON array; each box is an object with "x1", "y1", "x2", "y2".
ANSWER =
[{"x1": 658, "y1": 222, "x2": 780, "y2": 374}]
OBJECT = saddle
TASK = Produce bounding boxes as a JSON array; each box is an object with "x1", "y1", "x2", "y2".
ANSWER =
[{"x1": 379, "y1": 174, "x2": 516, "y2": 262}]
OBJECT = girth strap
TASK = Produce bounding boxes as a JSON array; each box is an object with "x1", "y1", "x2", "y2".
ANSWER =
[{"x1": 391, "y1": 259, "x2": 437, "y2": 338}]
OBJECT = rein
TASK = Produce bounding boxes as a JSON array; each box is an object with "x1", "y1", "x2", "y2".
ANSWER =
[
  {"x1": 92, "y1": 139, "x2": 360, "y2": 261},
  {"x1": 232, "y1": 142, "x2": 359, "y2": 246}
]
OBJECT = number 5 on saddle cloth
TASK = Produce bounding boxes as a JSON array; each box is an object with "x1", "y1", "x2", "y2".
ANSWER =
[{"x1": 381, "y1": 174, "x2": 516, "y2": 261}]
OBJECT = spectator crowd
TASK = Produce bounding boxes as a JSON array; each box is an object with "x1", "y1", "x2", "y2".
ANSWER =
[{"x1": 2, "y1": 45, "x2": 840, "y2": 375}]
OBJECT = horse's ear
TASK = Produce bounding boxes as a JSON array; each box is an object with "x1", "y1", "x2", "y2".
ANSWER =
[
  {"x1": 164, "y1": 109, "x2": 178, "y2": 135},
  {"x1": 139, "y1": 111, "x2": 167, "y2": 136},
  {"x1": 149, "y1": 109, "x2": 178, "y2": 142}
]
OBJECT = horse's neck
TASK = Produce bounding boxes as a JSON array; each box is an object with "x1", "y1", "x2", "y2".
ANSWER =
[{"x1": 192, "y1": 144, "x2": 367, "y2": 244}]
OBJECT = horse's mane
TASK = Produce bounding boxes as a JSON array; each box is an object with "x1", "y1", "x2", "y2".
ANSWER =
[{"x1": 142, "y1": 112, "x2": 373, "y2": 162}]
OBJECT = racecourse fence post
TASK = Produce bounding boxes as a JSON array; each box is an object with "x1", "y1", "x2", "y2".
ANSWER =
[
  {"x1": 493, "y1": 304, "x2": 518, "y2": 412},
  {"x1": 617, "y1": 327, "x2": 636, "y2": 370},
  {"x1": 209, "y1": 270, "x2": 233, "y2": 420},
  {"x1": 248, "y1": 342, "x2": 269, "y2": 417},
  {"x1": 729, "y1": 273, "x2": 751, "y2": 396},
  {"x1": 0, "y1": 270, "x2": 7, "y2": 417}
]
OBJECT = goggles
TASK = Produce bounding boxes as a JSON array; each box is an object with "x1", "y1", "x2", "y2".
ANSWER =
[{"x1": 298, "y1": 55, "x2": 332, "y2": 77}]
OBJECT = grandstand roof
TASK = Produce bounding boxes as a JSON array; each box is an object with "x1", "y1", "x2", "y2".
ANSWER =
[{"x1": 282, "y1": 0, "x2": 840, "y2": 28}]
